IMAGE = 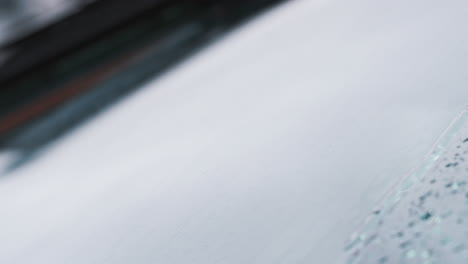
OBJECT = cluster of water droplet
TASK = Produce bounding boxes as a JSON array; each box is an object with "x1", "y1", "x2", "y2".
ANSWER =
[{"x1": 345, "y1": 118, "x2": 468, "y2": 264}]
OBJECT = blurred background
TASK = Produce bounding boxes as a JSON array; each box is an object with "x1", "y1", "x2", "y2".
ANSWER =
[
  {"x1": 0, "y1": 0, "x2": 284, "y2": 169},
  {"x1": 0, "y1": 0, "x2": 93, "y2": 44}
]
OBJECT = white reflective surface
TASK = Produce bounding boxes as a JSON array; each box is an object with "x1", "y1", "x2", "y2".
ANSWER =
[{"x1": 1, "y1": 0, "x2": 468, "y2": 263}]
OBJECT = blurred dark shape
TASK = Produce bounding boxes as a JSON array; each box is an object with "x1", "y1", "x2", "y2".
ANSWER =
[{"x1": 0, "y1": 0, "x2": 285, "y2": 171}]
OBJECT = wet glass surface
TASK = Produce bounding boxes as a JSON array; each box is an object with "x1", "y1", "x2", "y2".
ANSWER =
[{"x1": 346, "y1": 109, "x2": 468, "y2": 264}]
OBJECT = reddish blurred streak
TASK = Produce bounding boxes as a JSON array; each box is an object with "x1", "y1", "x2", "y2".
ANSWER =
[{"x1": 0, "y1": 45, "x2": 144, "y2": 135}]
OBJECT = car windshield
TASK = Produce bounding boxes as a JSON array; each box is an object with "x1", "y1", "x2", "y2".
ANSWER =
[{"x1": 1, "y1": 1, "x2": 468, "y2": 264}]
